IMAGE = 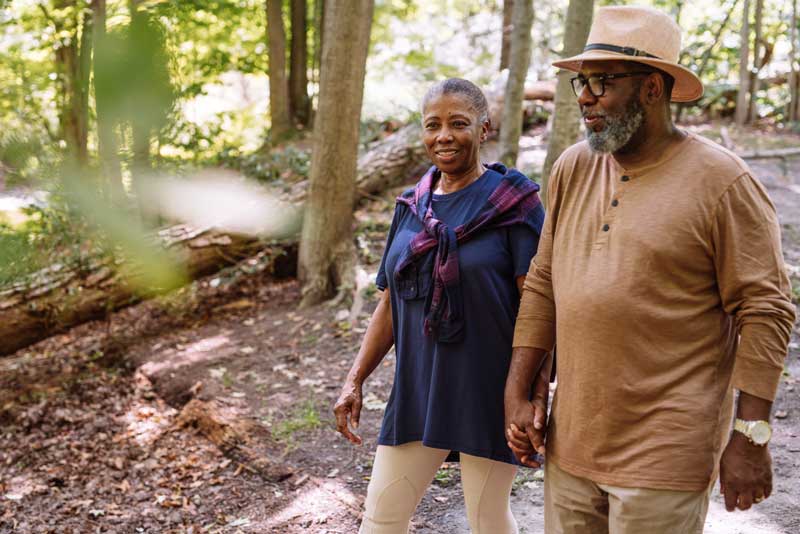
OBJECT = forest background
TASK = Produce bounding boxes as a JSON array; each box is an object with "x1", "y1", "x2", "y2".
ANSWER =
[{"x1": 0, "y1": 0, "x2": 799, "y2": 532}]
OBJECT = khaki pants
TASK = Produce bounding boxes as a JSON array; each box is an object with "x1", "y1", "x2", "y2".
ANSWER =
[
  {"x1": 544, "y1": 460, "x2": 711, "y2": 534},
  {"x1": 359, "y1": 441, "x2": 518, "y2": 534}
]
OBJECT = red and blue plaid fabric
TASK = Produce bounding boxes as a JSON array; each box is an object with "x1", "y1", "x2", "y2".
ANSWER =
[{"x1": 394, "y1": 162, "x2": 542, "y2": 343}]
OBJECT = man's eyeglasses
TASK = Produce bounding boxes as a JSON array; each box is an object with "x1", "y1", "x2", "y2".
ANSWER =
[{"x1": 570, "y1": 72, "x2": 652, "y2": 98}]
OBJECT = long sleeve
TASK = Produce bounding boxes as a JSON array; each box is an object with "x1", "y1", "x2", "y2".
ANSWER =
[
  {"x1": 512, "y1": 162, "x2": 562, "y2": 350},
  {"x1": 711, "y1": 173, "x2": 796, "y2": 401}
]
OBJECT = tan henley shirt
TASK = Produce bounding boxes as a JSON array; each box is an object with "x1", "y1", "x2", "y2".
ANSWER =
[{"x1": 513, "y1": 132, "x2": 796, "y2": 491}]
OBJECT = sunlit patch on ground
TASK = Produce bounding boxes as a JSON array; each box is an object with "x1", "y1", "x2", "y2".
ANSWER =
[
  {"x1": 139, "y1": 333, "x2": 232, "y2": 376},
  {"x1": 256, "y1": 478, "x2": 363, "y2": 531},
  {"x1": 704, "y1": 495, "x2": 787, "y2": 534}
]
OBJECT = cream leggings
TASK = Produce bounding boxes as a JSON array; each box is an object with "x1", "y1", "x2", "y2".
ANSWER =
[{"x1": 359, "y1": 441, "x2": 519, "y2": 534}]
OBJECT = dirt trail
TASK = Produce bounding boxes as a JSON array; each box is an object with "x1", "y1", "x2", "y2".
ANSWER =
[{"x1": 1, "y1": 147, "x2": 800, "y2": 533}]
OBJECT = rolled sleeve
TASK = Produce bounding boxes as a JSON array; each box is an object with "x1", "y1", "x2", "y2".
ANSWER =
[{"x1": 711, "y1": 174, "x2": 796, "y2": 401}]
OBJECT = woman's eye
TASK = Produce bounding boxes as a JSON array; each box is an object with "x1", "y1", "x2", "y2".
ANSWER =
[
  {"x1": 424, "y1": 123, "x2": 439, "y2": 130},
  {"x1": 452, "y1": 121, "x2": 467, "y2": 128}
]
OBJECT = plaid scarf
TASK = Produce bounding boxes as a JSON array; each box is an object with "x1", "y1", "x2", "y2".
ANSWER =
[{"x1": 394, "y1": 162, "x2": 542, "y2": 343}]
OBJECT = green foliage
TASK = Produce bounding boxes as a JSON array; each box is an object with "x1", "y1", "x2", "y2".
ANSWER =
[
  {"x1": 0, "y1": 203, "x2": 87, "y2": 287},
  {"x1": 273, "y1": 399, "x2": 322, "y2": 450},
  {"x1": 220, "y1": 144, "x2": 311, "y2": 184}
]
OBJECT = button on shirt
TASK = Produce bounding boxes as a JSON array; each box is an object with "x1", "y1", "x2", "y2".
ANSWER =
[{"x1": 513, "y1": 134, "x2": 795, "y2": 491}]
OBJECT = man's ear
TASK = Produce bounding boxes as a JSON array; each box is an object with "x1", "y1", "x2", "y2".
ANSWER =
[{"x1": 643, "y1": 73, "x2": 665, "y2": 106}]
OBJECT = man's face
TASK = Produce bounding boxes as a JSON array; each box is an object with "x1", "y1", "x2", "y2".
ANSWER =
[{"x1": 576, "y1": 61, "x2": 646, "y2": 154}]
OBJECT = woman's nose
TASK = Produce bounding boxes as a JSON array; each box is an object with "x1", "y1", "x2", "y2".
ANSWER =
[{"x1": 436, "y1": 126, "x2": 454, "y2": 142}]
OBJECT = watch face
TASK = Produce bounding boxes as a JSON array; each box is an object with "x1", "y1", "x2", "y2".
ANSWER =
[{"x1": 751, "y1": 421, "x2": 772, "y2": 445}]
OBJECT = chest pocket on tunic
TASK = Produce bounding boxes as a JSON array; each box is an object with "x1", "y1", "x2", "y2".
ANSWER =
[{"x1": 395, "y1": 253, "x2": 433, "y2": 300}]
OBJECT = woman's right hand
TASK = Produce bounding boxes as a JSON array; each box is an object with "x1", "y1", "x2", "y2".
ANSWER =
[{"x1": 333, "y1": 378, "x2": 363, "y2": 445}]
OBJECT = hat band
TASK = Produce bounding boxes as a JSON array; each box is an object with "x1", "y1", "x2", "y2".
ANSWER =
[{"x1": 584, "y1": 43, "x2": 661, "y2": 60}]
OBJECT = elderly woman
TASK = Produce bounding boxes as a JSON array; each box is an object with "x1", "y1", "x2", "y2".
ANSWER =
[{"x1": 334, "y1": 78, "x2": 546, "y2": 534}]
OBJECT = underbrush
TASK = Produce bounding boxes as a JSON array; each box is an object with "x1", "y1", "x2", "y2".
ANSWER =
[{"x1": 0, "y1": 205, "x2": 88, "y2": 288}]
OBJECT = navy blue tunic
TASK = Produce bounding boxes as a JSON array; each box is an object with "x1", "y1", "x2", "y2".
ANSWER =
[{"x1": 375, "y1": 167, "x2": 544, "y2": 464}]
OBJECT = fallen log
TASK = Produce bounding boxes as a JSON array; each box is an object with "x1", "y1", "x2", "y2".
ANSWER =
[
  {"x1": 0, "y1": 226, "x2": 296, "y2": 356},
  {"x1": 285, "y1": 122, "x2": 429, "y2": 204},
  {"x1": 175, "y1": 398, "x2": 293, "y2": 482},
  {"x1": 1, "y1": 123, "x2": 430, "y2": 356},
  {"x1": 739, "y1": 147, "x2": 800, "y2": 159}
]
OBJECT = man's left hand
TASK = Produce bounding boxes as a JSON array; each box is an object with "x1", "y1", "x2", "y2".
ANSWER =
[{"x1": 719, "y1": 432, "x2": 773, "y2": 511}]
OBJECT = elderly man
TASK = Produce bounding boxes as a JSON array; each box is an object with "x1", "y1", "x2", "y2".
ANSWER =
[{"x1": 504, "y1": 5, "x2": 796, "y2": 534}]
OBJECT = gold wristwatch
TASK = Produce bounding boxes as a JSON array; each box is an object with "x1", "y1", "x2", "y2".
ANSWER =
[{"x1": 733, "y1": 418, "x2": 772, "y2": 446}]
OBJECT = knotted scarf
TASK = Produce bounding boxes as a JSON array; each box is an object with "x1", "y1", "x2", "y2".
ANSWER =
[{"x1": 393, "y1": 162, "x2": 542, "y2": 343}]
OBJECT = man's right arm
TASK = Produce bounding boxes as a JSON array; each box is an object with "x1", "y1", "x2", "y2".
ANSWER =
[{"x1": 505, "y1": 162, "x2": 561, "y2": 466}]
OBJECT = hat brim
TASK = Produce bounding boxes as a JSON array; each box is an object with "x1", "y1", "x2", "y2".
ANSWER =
[{"x1": 552, "y1": 50, "x2": 704, "y2": 103}]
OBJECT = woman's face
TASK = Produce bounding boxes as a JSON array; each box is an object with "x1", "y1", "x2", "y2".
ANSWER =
[{"x1": 422, "y1": 93, "x2": 488, "y2": 178}]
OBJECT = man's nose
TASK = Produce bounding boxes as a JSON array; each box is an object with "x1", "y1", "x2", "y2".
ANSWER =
[{"x1": 576, "y1": 83, "x2": 597, "y2": 107}]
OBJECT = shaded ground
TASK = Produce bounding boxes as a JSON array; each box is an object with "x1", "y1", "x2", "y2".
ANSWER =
[{"x1": 1, "y1": 130, "x2": 800, "y2": 533}]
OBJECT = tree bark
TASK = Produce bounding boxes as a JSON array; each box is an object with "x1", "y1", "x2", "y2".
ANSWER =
[
  {"x1": 91, "y1": 0, "x2": 124, "y2": 203},
  {"x1": 498, "y1": 0, "x2": 534, "y2": 167},
  {"x1": 0, "y1": 120, "x2": 425, "y2": 356},
  {"x1": 289, "y1": 0, "x2": 311, "y2": 128},
  {"x1": 541, "y1": 0, "x2": 594, "y2": 200},
  {"x1": 748, "y1": 0, "x2": 764, "y2": 122},
  {"x1": 735, "y1": 0, "x2": 752, "y2": 126},
  {"x1": 52, "y1": 0, "x2": 91, "y2": 167},
  {"x1": 284, "y1": 122, "x2": 429, "y2": 204},
  {"x1": 675, "y1": 0, "x2": 739, "y2": 123},
  {"x1": 789, "y1": 0, "x2": 799, "y2": 122},
  {"x1": 0, "y1": 226, "x2": 298, "y2": 357},
  {"x1": 267, "y1": 0, "x2": 293, "y2": 142},
  {"x1": 298, "y1": 0, "x2": 375, "y2": 307},
  {"x1": 500, "y1": 0, "x2": 514, "y2": 71}
]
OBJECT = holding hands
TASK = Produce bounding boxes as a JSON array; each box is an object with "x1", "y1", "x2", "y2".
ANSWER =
[{"x1": 504, "y1": 350, "x2": 552, "y2": 468}]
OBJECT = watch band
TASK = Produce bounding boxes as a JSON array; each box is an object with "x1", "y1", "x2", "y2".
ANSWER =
[{"x1": 733, "y1": 418, "x2": 772, "y2": 446}]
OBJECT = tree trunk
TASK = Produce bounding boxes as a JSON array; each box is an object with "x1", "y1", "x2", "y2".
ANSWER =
[
  {"x1": 289, "y1": 0, "x2": 311, "y2": 128},
  {"x1": 0, "y1": 227, "x2": 298, "y2": 357},
  {"x1": 298, "y1": 0, "x2": 375, "y2": 307},
  {"x1": 498, "y1": 0, "x2": 534, "y2": 167},
  {"x1": 0, "y1": 120, "x2": 425, "y2": 356},
  {"x1": 267, "y1": 0, "x2": 293, "y2": 142},
  {"x1": 541, "y1": 0, "x2": 594, "y2": 200},
  {"x1": 92, "y1": 0, "x2": 124, "y2": 203},
  {"x1": 675, "y1": 0, "x2": 739, "y2": 123},
  {"x1": 748, "y1": 0, "x2": 764, "y2": 122},
  {"x1": 735, "y1": 0, "x2": 752, "y2": 126},
  {"x1": 500, "y1": 0, "x2": 514, "y2": 71},
  {"x1": 284, "y1": 122, "x2": 429, "y2": 204},
  {"x1": 52, "y1": 0, "x2": 90, "y2": 167},
  {"x1": 788, "y1": 0, "x2": 800, "y2": 122}
]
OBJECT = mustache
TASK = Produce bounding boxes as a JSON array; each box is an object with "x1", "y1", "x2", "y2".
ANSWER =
[{"x1": 582, "y1": 109, "x2": 607, "y2": 118}]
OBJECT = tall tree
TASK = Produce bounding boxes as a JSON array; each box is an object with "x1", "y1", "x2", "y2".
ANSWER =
[
  {"x1": 500, "y1": 0, "x2": 514, "y2": 71},
  {"x1": 674, "y1": 0, "x2": 739, "y2": 123},
  {"x1": 748, "y1": 0, "x2": 764, "y2": 122},
  {"x1": 541, "y1": 0, "x2": 594, "y2": 197},
  {"x1": 298, "y1": 0, "x2": 375, "y2": 306},
  {"x1": 289, "y1": 0, "x2": 311, "y2": 128},
  {"x1": 735, "y1": 0, "x2": 751, "y2": 126},
  {"x1": 266, "y1": 0, "x2": 293, "y2": 142},
  {"x1": 91, "y1": 0, "x2": 123, "y2": 201},
  {"x1": 498, "y1": 0, "x2": 534, "y2": 167},
  {"x1": 48, "y1": 0, "x2": 92, "y2": 166},
  {"x1": 791, "y1": 0, "x2": 799, "y2": 122}
]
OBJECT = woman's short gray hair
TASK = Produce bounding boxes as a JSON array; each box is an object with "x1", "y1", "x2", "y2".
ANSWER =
[{"x1": 421, "y1": 78, "x2": 490, "y2": 125}]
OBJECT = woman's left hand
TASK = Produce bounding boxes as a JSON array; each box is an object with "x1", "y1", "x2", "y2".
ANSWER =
[{"x1": 333, "y1": 378, "x2": 364, "y2": 445}]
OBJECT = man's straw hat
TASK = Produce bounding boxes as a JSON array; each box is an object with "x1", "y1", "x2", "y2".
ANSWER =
[{"x1": 552, "y1": 5, "x2": 703, "y2": 102}]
